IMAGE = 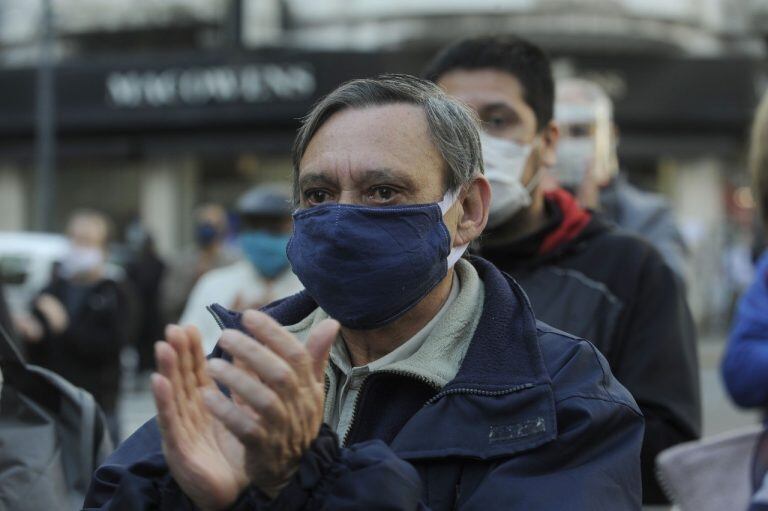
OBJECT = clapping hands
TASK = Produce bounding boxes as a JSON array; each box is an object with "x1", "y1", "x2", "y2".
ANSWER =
[{"x1": 152, "y1": 310, "x2": 339, "y2": 510}]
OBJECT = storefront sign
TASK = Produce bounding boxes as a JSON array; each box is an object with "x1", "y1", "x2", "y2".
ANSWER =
[{"x1": 105, "y1": 63, "x2": 316, "y2": 108}]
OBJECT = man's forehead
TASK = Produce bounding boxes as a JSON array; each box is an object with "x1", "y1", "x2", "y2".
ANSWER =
[
  {"x1": 308, "y1": 103, "x2": 429, "y2": 143},
  {"x1": 437, "y1": 69, "x2": 527, "y2": 107},
  {"x1": 299, "y1": 103, "x2": 442, "y2": 178}
]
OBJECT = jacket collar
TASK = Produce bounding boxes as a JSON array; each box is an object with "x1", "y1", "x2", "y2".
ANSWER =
[{"x1": 209, "y1": 256, "x2": 557, "y2": 460}]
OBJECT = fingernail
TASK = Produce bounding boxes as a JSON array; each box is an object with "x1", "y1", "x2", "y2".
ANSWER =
[{"x1": 207, "y1": 358, "x2": 226, "y2": 373}]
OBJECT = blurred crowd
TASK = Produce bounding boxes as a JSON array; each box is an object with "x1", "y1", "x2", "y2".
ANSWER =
[{"x1": 3, "y1": 182, "x2": 302, "y2": 440}]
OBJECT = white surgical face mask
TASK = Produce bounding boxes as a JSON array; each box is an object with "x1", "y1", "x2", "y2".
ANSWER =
[
  {"x1": 480, "y1": 132, "x2": 539, "y2": 228},
  {"x1": 59, "y1": 245, "x2": 104, "y2": 279},
  {"x1": 554, "y1": 137, "x2": 595, "y2": 188}
]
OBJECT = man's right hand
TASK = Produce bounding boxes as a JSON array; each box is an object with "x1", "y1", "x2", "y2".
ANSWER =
[
  {"x1": 35, "y1": 294, "x2": 69, "y2": 335},
  {"x1": 152, "y1": 325, "x2": 249, "y2": 511}
]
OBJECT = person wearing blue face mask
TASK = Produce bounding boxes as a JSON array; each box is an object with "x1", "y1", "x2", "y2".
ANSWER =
[
  {"x1": 161, "y1": 204, "x2": 238, "y2": 326},
  {"x1": 85, "y1": 75, "x2": 643, "y2": 511},
  {"x1": 179, "y1": 184, "x2": 303, "y2": 353}
]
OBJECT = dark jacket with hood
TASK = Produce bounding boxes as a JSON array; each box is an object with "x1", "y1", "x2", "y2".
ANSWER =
[
  {"x1": 482, "y1": 189, "x2": 701, "y2": 504},
  {"x1": 600, "y1": 175, "x2": 689, "y2": 282},
  {"x1": 84, "y1": 257, "x2": 644, "y2": 510},
  {"x1": 28, "y1": 276, "x2": 126, "y2": 414}
]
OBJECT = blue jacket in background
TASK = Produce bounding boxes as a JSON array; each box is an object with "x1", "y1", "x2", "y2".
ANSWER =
[
  {"x1": 722, "y1": 251, "x2": 768, "y2": 409},
  {"x1": 84, "y1": 257, "x2": 644, "y2": 510}
]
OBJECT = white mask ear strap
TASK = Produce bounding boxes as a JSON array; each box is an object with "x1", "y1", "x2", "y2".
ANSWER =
[
  {"x1": 525, "y1": 165, "x2": 545, "y2": 193},
  {"x1": 447, "y1": 241, "x2": 469, "y2": 269},
  {"x1": 437, "y1": 188, "x2": 470, "y2": 268},
  {"x1": 438, "y1": 188, "x2": 461, "y2": 215}
]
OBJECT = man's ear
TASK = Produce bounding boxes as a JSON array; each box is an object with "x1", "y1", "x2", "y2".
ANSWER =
[
  {"x1": 454, "y1": 175, "x2": 491, "y2": 247},
  {"x1": 539, "y1": 121, "x2": 560, "y2": 169}
]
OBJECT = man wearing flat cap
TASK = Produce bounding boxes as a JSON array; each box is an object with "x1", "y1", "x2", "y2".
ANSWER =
[{"x1": 180, "y1": 183, "x2": 303, "y2": 352}]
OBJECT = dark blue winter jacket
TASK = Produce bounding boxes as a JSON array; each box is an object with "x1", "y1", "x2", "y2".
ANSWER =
[
  {"x1": 722, "y1": 251, "x2": 768, "y2": 409},
  {"x1": 84, "y1": 257, "x2": 644, "y2": 510}
]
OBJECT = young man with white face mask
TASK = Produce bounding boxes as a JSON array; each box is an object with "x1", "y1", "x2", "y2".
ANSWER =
[
  {"x1": 18, "y1": 210, "x2": 127, "y2": 442},
  {"x1": 426, "y1": 36, "x2": 701, "y2": 505}
]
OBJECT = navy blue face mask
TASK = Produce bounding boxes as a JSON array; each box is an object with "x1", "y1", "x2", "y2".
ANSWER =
[
  {"x1": 287, "y1": 190, "x2": 467, "y2": 330},
  {"x1": 195, "y1": 222, "x2": 219, "y2": 248}
]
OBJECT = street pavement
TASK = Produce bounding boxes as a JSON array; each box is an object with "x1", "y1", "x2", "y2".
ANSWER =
[{"x1": 117, "y1": 334, "x2": 761, "y2": 442}]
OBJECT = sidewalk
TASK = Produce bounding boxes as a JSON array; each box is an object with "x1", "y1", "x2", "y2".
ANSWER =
[{"x1": 699, "y1": 333, "x2": 760, "y2": 436}]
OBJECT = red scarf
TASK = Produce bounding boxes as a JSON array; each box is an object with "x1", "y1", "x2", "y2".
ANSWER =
[{"x1": 539, "y1": 189, "x2": 592, "y2": 255}]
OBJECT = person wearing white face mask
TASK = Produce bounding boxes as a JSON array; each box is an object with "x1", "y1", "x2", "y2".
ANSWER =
[
  {"x1": 550, "y1": 77, "x2": 689, "y2": 282},
  {"x1": 480, "y1": 131, "x2": 543, "y2": 229},
  {"x1": 17, "y1": 210, "x2": 128, "y2": 443},
  {"x1": 426, "y1": 35, "x2": 701, "y2": 506}
]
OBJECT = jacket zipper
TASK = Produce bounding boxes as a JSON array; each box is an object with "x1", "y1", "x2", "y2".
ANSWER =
[
  {"x1": 423, "y1": 382, "x2": 535, "y2": 407},
  {"x1": 340, "y1": 371, "x2": 535, "y2": 446},
  {"x1": 206, "y1": 305, "x2": 226, "y2": 330},
  {"x1": 341, "y1": 369, "x2": 440, "y2": 447}
]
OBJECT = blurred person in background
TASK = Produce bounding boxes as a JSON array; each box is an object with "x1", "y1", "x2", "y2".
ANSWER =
[
  {"x1": 14, "y1": 210, "x2": 127, "y2": 443},
  {"x1": 721, "y1": 88, "x2": 768, "y2": 511},
  {"x1": 426, "y1": 35, "x2": 700, "y2": 505},
  {"x1": 550, "y1": 77, "x2": 689, "y2": 281},
  {"x1": 722, "y1": 90, "x2": 768, "y2": 412},
  {"x1": 161, "y1": 203, "x2": 237, "y2": 325},
  {"x1": 180, "y1": 183, "x2": 303, "y2": 353},
  {"x1": 124, "y1": 222, "x2": 165, "y2": 373}
]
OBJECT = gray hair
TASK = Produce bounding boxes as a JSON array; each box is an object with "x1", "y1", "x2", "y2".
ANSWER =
[{"x1": 291, "y1": 74, "x2": 483, "y2": 204}]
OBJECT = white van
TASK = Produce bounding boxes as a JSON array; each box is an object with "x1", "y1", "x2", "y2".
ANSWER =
[{"x1": 0, "y1": 232, "x2": 69, "y2": 314}]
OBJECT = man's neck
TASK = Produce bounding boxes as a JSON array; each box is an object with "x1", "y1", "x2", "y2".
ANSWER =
[
  {"x1": 71, "y1": 269, "x2": 103, "y2": 285},
  {"x1": 340, "y1": 269, "x2": 455, "y2": 367},
  {"x1": 488, "y1": 189, "x2": 548, "y2": 245},
  {"x1": 200, "y1": 244, "x2": 221, "y2": 259}
]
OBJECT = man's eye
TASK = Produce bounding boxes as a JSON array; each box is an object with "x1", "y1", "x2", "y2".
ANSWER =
[
  {"x1": 570, "y1": 124, "x2": 591, "y2": 137},
  {"x1": 369, "y1": 186, "x2": 396, "y2": 202},
  {"x1": 305, "y1": 190, "x2": 330, "y2": 204},
  {"x1": 486, "y1": 115, "x2": 507, "y2": 130}
]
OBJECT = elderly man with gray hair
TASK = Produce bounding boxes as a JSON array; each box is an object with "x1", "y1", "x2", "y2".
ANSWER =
[{"x1": 84, "y1": 74, "x2": 643, "y2": 510}]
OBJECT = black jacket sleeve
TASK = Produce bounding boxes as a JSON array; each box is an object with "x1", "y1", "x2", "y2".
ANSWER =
[
  {"x1": 0, "y1": 281, "x2": 13, "y2": 338},
  {"x1": 611, "y1": 249, "x2": 701, "y2": 503},
  {"x1": 34, "y1": 281, "x2": 127, "y2": 362}
]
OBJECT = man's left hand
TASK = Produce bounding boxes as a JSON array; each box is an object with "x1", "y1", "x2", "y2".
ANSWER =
[{"x1": 203, "y1": 310, "x2": 340, "y2": 498}]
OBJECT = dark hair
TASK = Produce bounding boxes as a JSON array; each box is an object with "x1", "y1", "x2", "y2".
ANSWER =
[{"x1": 423, "y1": 35, "x2": 554, "y2": 132}]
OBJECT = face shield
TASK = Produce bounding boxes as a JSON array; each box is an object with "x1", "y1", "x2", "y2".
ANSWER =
[{"x1": 553, "y1": 80, "x2": 614, "y2": 190}]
